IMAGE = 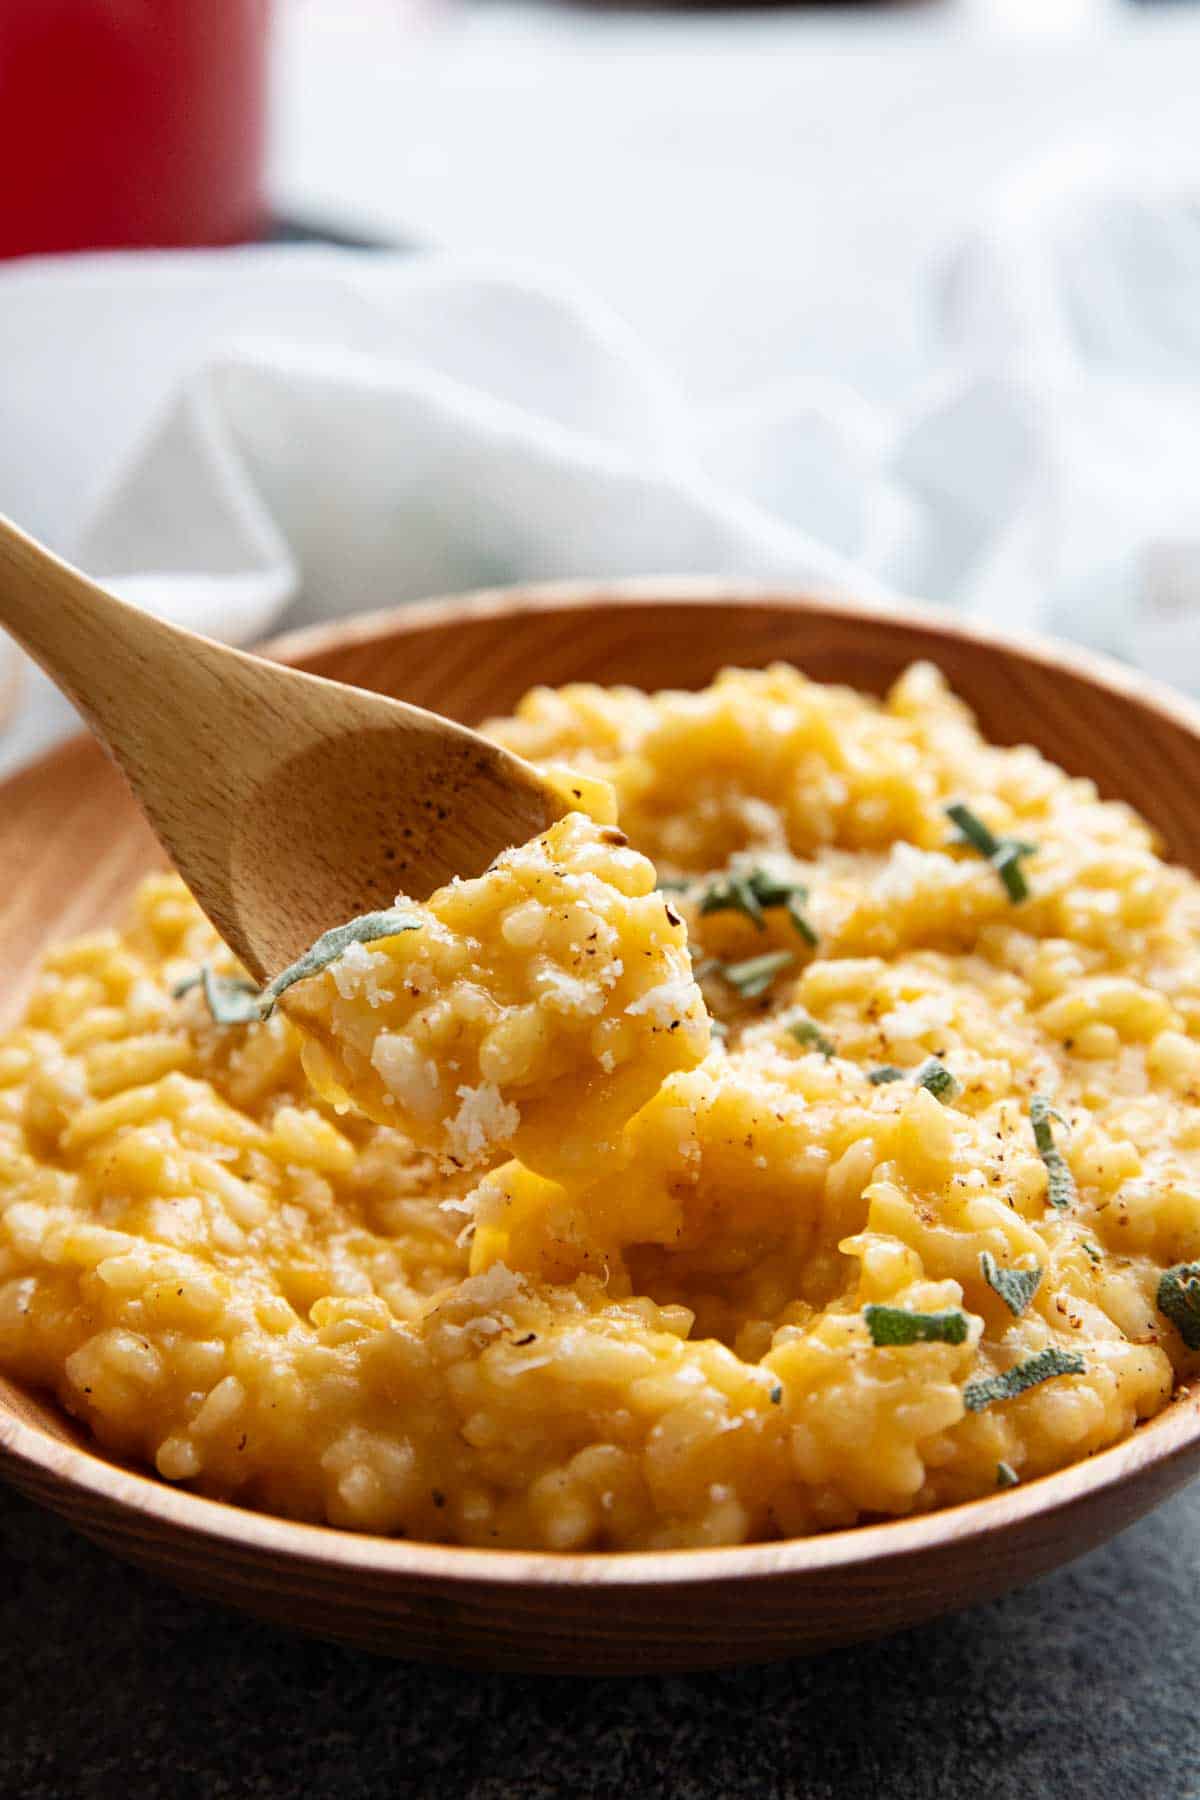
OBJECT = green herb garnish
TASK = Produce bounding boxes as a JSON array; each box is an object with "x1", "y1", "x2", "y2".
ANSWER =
[
  {"x1": 713, "y1": 949, "x2": 796, "y2": 1001},
  {"x1": 785, "y1": 896, "x2": 819, "y2": 947},
  {"x1": 172, "y1": 967, "x2": 262, "y2": 1026},
  {"x1": 752, "y1": 873, "x2": 820, "y2": 947},
  {"x1": 698, "y1": 870, "x2": 768, "y2": 929},
  {"x1": 1157, "y1": 1262, "x2": 1200, "y2": 1350},
  {"x1": 996, "y1": 1461, "x2": 1020, "y2": 1489},
  {"x1": 864, "y1": 1305, "x2": 969, "y2": 1346},
  {"x1": 784, "y1": 1012, "x2": 835, "y2": 1058},
  {"x1": 692, "y1": 865, "x2": 819, "y2": 945},
  {"x1": 979, "y1": 1250, "x2": 1043, "y2": 1318},
  {"x1": 769, "y1": 1383, "x2": 783, "y2": 1405},
  {"x1": 913, "y1": 1057, "x2": 960, "y2": 1103},
  {"x1": 174, "y1": 908, "x2": 422, "y2": 1026},
  {"x1": 945, "y1": 801, "x2": 1036, "y2": 903},
  {"x1": 1082, "y1": 1241, "x2": 1102, "y2": 1265},
  {"x1": 655, "y1": 876, "x2": 692, "y2": 893},
  {"x1": 963, "y1": 1347, "x2": 1085, "y2": 1412},
  {"x1": 257, "y1": 908, "x2": 422, "y2": 1017},
  {"x1": 1030, "y1": 1095, "x2": 1076, "y2": 1210},
  {"x1": 865, "y1": 1058, "x2": 958, "y2": 1098}
]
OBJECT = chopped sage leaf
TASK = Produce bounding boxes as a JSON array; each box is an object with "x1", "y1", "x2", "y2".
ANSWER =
[
  {"x1": 744, "y1": 868, "x2": 818, "y2": 943},
  {"x1": 759, "y1": 875, "x2": 818, "y2": 945},
  {"x1": 1157, "y1": 1261, "x2": 1200, "y2": 1350},
  {"x1": 177, "y1": 911, "x2": 424, "y2": 1025},
  {"x1": 258, "y1": 908, "x2": 422, "y2": 1017},
  {"x1": 867, "y1": 1065, "x2": 906, "y2": 1086},
  {"x1": 979, "y1": 1250, "x2": 1042, "y2": 1318},
  {"x1": 786, "y1": 895, "x2": 819, "y2": 946},
  {"x1": 173, "y1": 967, "x2": 262, "y2": 1026},
  {"x1": 692, "y1": 864, "x2": 819, "y2": 946},
  {"x1": 996, "y1": 1461, "x2": 1020, "y2": 1489},
  {"x1": 946, "y1": 800, "x2": 1001, "y2": 859},
  {"x1": 945, "y1": 801, "x2": 1036, "y2": 903},
  {"x1": 991, "y1": 842, "x2": 1031, "y2": 904},
  {"x1": 699, "y1": 871, "x2": 765, "y2": 929},
  {"x1": 868, "y1": 1059, "x2": 959, "y2": 1097},
  {"x1": 963, "y1": 1346, "x2": 1085, "y2": 1412},
  {"x1": 715, "y1": 949, "x2": 795, "y2": 1001},
  {"x1": 913, "y1": 1057, "x2": 960, "y2": 1103},
  {"x1": 1030, "y1": 1094, "x2": 1076, "y2": 1210},
  {"x1": 769, "y1": 1383, "x2": 783, "y2": 1405},
  {"x1": 201, "y1": 968, "x2": 262, "y2": 1026},
  {"x1": 864, "y1": 1304, "x2": 969, "y2": 1347},
  {"x1": 784, "y1": 1012, "x2": 835, "y2": 1058},
  {"x1": 1082, "y1": 1241, "x2": 1102, "y2": 1265},
  {"x1": 742, "y1": 870, "x2": 794, "y2": 908}
]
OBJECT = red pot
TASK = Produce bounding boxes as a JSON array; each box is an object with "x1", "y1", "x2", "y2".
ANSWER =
[{"x1": 0, "y1": 1, "x2": 272, "y2": 258}]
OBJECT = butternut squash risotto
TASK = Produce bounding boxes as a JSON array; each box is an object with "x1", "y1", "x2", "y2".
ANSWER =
[{"x1": 2, "y1": 661, "x2": 1199, "y2": 1549}]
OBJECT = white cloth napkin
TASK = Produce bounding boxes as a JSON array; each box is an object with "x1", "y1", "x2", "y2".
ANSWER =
[{"x1": 3, "y1": 150, "x2": 1200, "y2": 773}]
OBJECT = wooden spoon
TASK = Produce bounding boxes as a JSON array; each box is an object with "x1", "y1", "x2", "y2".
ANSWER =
[{"x1": 0, "y1": 516, "x2": 562, "y2": 982}]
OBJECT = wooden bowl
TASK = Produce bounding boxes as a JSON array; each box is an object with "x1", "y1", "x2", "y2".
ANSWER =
[{"x1": 3, "y1": 580, "x2": 1200, "y2": 1674}]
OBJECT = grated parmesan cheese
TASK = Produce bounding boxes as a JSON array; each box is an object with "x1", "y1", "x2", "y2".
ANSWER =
[
  {"x1": 370, "y1": 1035, "x2": 442, "y2": 1120},
  {"x1": 331, "y1": 940, "x2": 395, "y2": 1007},
  {"x1": 448, "y1": 1083, "x2": 521, "y2": 1162},
  {"x1": 626, "y1": 976, "x2": 701, "y2": 1027}
]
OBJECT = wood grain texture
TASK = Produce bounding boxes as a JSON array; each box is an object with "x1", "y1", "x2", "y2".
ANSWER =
[
  {"x1": 3, "y1": 579, "x2": 1200, "y2": 1673},
  {"x1": 0, "y1": 638, "x2": 19, "y2": 737},
  {"x1": 0, "y1": 519, "x2": 560, "y2": 983}
]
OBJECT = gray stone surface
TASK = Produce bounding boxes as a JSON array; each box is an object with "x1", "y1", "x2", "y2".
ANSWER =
[{"x1": 2, "y1": 1478, "x2": 1198, "y2": 1800}]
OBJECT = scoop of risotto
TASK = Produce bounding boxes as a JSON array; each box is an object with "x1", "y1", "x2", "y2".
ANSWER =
[{"x1": 291, "y1": 810, "x2": 709, "y2": 1178}]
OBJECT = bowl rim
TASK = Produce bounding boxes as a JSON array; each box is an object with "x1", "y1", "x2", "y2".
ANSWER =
[
  {"x1": 3, "y1": 1379, "x2": 1199, "y2": 1588},
  {"x1": 263, "y1": 573, "x2": 1200, "y2": 749},
  {"x1": 4, "y1": 574, "x2": 1200, "y2": 1590}
]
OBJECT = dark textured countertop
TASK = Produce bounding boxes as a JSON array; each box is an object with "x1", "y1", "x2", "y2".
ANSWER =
[{"x1": 3, "y1": 1479, "x2": 1198, "y2": 1800}]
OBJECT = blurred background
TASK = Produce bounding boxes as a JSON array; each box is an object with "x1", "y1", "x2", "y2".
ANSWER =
[
  {"x1": 5, "y1": 1, "x2": 1198, "y2": 391},
  {"x1": 2, "y1": 0, "x2": 1200, "y2": 770}
]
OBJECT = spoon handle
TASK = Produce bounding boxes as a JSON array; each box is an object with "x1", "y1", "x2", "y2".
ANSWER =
[
  {"x1": 0, "y1": 513, "x2": 276, "y2": 810},
  {"x1": 0, "y1": 515, "x2": 189, "y2": 734}
]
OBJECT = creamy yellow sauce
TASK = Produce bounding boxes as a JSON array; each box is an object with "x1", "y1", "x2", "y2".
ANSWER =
[{"x1": 1, "y1": 660, "x2": 1198, "y2": 1549}]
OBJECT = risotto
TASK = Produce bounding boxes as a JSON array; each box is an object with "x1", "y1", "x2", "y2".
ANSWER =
[{"x1": 1, "y1": 660, "x2": 1199, "y2": 1549}]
